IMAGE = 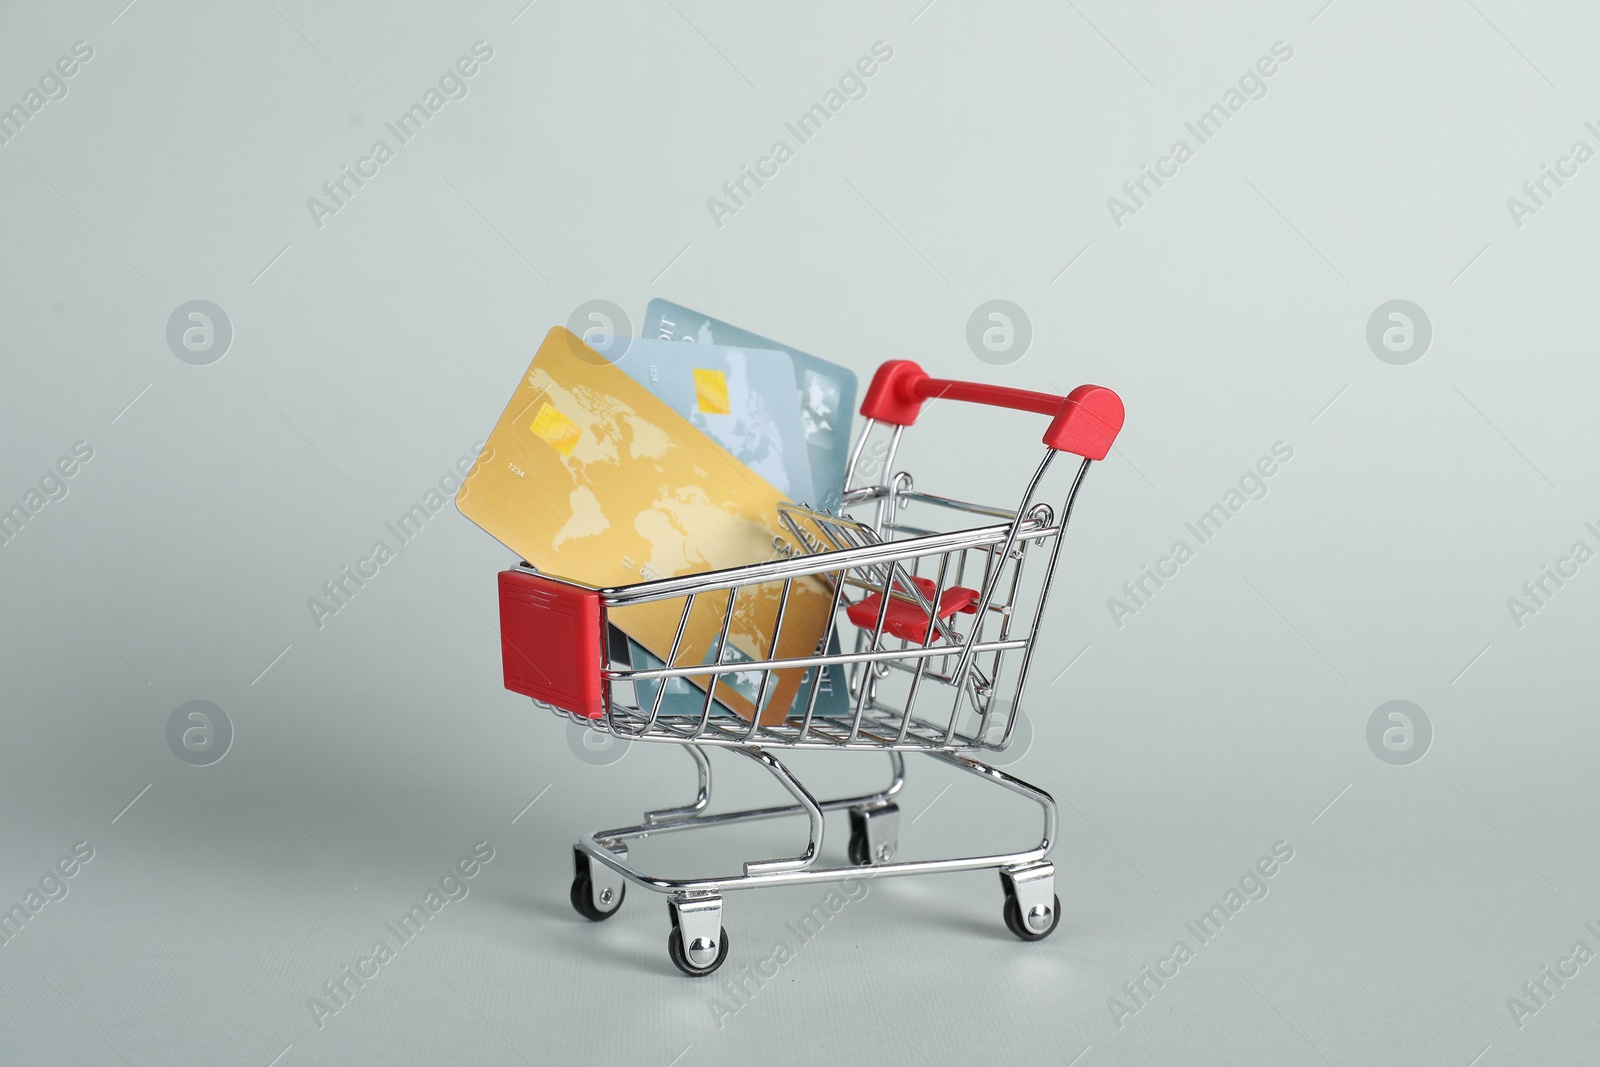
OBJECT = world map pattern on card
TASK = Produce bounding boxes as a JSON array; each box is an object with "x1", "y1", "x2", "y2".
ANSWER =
[{"x1": 457, "y1": 327, "x2": 834, "y2": 723}]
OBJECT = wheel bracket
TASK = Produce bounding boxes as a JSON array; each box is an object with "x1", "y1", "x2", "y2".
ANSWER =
[{"x1": 1001, "y1": 862, "x2": 1056, "y2": 934}]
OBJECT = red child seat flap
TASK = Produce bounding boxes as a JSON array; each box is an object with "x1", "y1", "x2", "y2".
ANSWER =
[{"x1": 847, "y1": 575, "x2": 980, "y2": 644}]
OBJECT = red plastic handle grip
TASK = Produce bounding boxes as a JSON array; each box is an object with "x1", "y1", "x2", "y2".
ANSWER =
[{"x1": 859, "y1": 360, "x2": 1124, "y2": 460}]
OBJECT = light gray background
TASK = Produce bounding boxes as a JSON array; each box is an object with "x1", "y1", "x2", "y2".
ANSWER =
[{"x1": 2, "y1": 1, "x2": 1596, "y2": 1064}]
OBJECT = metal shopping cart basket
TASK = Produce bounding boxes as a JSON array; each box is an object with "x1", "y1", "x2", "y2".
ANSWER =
[{"x1": 496, "y1": 359, "x2": 1124, "y2": 976}]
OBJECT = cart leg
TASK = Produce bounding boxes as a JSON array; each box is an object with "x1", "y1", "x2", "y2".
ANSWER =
[
  {"x1": 875, "y1": 749, "x2": 908, "y2": 804},
  {"x1": 734, "y1": 747, "x2": 825, "y2": 876},
  {"x1": 644, "y1": 744, "x2": 712, "y2": 826},
  {"x1": 930, "y1": 752, "x2": 1058, "y2": 859},
  {"x1": 1000, "y1": 862, "x2": 1060, "y2": 941},
  {"x1": 667, "y1": 894, "x2": 729, "y2": 977}
]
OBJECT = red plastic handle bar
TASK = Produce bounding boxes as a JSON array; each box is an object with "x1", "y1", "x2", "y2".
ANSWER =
[{"x1": 859, "y1": 360, "x2": 1124, "y2": 460}]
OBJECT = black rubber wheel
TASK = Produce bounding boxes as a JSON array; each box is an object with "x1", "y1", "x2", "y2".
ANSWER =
[
  {"x1": 847, "y1": 826, "x2": 872, "y2": 866},
  {"x1": 667, "y1": 923, "x2": 731, "y2": 977},
  {"x1": 1003, "y1": 891, "x2": 1061, "y2": 942},
  {"x1": 569, "y1": 854, "x2": 623, "y2": 922}
]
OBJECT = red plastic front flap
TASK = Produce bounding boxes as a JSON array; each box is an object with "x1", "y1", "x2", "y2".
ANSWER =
[
  {"x1": 847, "y1": 576, "x2": 981, "y2": 644},
  {"x1": 498, "y1": 570, "x2": 605, "y2": 719}
]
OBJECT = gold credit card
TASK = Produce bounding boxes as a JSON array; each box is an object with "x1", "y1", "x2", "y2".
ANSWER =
[{"x1": 457, "y1": 327, "x2": 833, "y2": 724}]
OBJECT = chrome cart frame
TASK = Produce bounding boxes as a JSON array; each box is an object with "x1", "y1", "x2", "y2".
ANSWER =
[{"x1": 497, "y1": 360, "x2": 1124, "y2": 975}]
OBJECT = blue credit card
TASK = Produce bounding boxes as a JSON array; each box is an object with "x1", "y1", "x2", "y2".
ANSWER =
[
  {"x1": 615, "y1": 336, "x2": 815, "y2": 506},
  {"x1": 611, "y1": 337, "x2": 828, "y2": 718},
  {"x1": 627, "y1": 633, "x2": 848, "y2": 723},
  {"x1": 643, "y1": 300, "x2": 857, "y2": 513},
  {"x1": 627, "y1": 306, "x2": 856, "y2": 721}
]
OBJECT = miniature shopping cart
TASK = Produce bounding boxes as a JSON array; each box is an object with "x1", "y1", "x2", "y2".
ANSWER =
[{"x1": 496, "y1": 360, "x2": 1124, "y2": 976}]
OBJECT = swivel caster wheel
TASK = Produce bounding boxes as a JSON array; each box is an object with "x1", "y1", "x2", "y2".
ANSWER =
[
  {"x1": 569, "y1": 848, "x2": 625, "y2": 922},
  {"x1": 1000, "y1": 863, "x2": 1060, "y2": 942},
  {"x1": 667, "y1": 895, "x2": 729, "y2": 977}
]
